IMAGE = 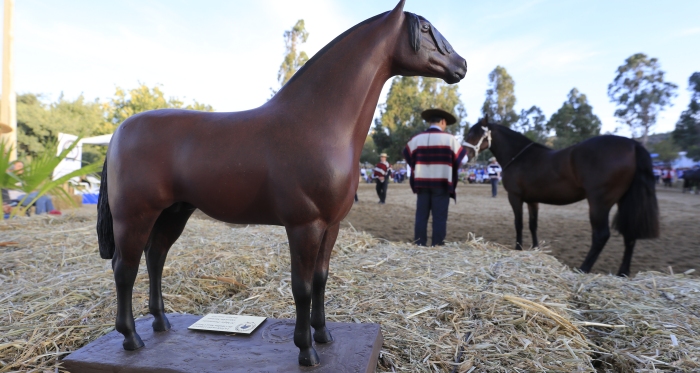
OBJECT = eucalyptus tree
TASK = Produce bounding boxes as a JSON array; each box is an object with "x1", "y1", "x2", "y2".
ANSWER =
[{"x1": 608, "y1": 53, "x2": 677, "y2": 146}]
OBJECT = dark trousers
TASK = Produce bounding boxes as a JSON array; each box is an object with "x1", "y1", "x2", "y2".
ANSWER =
[
  {"x1": 414, "y1": 188, "x2": 449, "y2": 246},
  {"x1": 490, "y1": 178, "x2": 498, "y2": 197},
  {"x1": 375, "y1": 179, "x2": 388, "y2": 202}
]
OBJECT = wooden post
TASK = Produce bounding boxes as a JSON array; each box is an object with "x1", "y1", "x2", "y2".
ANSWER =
[{"x1": 0, "y1": 0, "x2": 16, "y2": 161}]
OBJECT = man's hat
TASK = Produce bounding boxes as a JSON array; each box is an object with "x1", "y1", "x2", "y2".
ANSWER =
[
  {"x1": 489, "y1": 157, "x2": 496, "y2": 162},
  {"x1": 421, "y1": 108, "x2": 457, "y2": 125},
  {"x1": 0, "y1": 122, "x2": 12, "y2": 134},
  {"x1": 380, "y1": 153, "x2": 388, "y2": 158}
]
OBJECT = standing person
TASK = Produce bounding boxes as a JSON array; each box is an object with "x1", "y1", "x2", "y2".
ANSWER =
[
  {"x1": 373, "y1": 153, "x2": 392, "y2": 204},
  {"x1": 404, "y1": 108, "x2": 467, "y2": 246},
  {"x1": 487, "y1": 157, "x2": 502, "y2": 197}
]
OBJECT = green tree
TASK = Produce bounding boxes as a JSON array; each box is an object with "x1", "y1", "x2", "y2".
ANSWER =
[
  {"x1": 513, "y1": 106, "x2": 548, "y2": 143},
  {"x1": 650, "y1": 138, "x2": 680, "y2": 163},
  {"x1": 482, "y1": 66, "x2": 518, "y2": 127},
  {"x1": 360, "y1": 136, "x2": 379, "y2": 165},
  {"x1": 608, "y1": 53, "x2": 678, "y2": 146},
  {"x1": 372, "y1": 76, "x2": 467, "y2": 162},
  {"x1": 16, "y1": 93, "x2": 109, "y2": 160},
  {"x1": 109, "y1": 83, "x2": 213, "y2": 126},
  {"x1": 547, "y1": 88, "x2": 601, "y2": 149},
  {"x1": 672, "y1": 72, "x2": 700, "y2": 160},
  {"x1": 277, "y1": 20, "x2": 309, "y2": 87}
]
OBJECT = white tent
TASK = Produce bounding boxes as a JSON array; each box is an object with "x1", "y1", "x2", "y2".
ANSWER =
[
  {"x1": 672, "y1": 151, "x2": 700, "y2": 169},
  {"x1": 53, "y1": 133, "x2": 112, "y2": 180},
  {"x1": 80, "y1": 134, "x2": 112, "y2": 146}
]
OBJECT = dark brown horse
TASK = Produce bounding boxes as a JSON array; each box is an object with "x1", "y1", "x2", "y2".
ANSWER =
[
  {"x1": 96, "y1": 0, "x2": 466, "y2": 366},
  {"x1": 463, "y1": 118, "x2": 659, "y2": 277}
]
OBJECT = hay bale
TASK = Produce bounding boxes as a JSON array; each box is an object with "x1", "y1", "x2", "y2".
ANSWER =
[{"x1": 1, "y1": 212, "x2": 698, "y2": 372}]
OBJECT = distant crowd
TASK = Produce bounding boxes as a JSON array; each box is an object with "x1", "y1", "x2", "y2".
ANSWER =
[{"x1": 654, "y1": 166, "x2": 697, "y2": 187}]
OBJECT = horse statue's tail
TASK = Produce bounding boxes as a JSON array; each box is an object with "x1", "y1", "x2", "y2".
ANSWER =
[
  {"x1": 612, "y1": 142, "x2": 659, "y2": 239},
  {"x1": 97, "y1": 157, "x2": 116, "y2": 259}
]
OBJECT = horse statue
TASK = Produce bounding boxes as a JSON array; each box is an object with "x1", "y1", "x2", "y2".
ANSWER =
[
  {"x1": 96, "y1": 0, "x2": 466, "y2": 366},
  {"x1": 462, "y1": 117, "x2": 659, "y2": 277}
]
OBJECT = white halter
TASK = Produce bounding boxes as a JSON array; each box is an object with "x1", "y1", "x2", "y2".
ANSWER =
[{"x1": 462, "y1": 126, "x2": 491, "y2": 162}]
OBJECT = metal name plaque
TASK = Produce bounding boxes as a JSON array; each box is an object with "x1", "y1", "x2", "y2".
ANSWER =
[{"x1": 188, "y1": 314, "x2": 267, "y2": 334}]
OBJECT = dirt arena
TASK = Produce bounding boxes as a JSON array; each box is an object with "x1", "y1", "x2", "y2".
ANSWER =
[{"x1": 343, "y1": 182, "x2": 700, "y2": 276}]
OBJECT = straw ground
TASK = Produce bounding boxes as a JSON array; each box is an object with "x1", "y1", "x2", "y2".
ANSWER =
[{"x1": 1, "y1": 210, "x2": 699, "y2": 372}]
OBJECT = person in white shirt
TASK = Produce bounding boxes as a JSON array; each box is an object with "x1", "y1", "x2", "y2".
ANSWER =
[{"x1": 487, "y1": 157, "x2": 502, "y2": 197}]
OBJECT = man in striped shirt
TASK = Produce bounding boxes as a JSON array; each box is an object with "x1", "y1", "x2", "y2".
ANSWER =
[
  {"x1": 373, "y1": 153, "x2": 392, "y2": 204},
  {"x1": 403, "y1": 108, "x2": 467, "y2": 246}
]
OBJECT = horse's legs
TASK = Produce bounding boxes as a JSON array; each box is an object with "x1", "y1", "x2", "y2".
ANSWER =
[
  {"x1": 145, "y1": 203, "x2": 196, "y2": 332},
  {"x1": 112, "y1": 210, "x2": 160, "y2": 350},
  {"x1": 617, "y1": 234, "x2": 636, "y2": 277},
  {"x1": 527, "y1": 202, "x2": 539, "y2": 249},
  {"x1": 310, "y1": 223, "x2": 340, "y2": 344},
  {"x1": 579, "y1": 201, "x2": 612, "y2": 273},
  {"x1": 286, "y1": 221, "x2": 326, "y2": 366},
  {"x1": 508, "y1": 193, "x2": 524, "y2": 250}
]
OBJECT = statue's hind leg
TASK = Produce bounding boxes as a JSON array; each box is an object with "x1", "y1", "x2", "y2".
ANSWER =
[
  {"x1": 311, "y1": 223, "x2": 340, "y2": 344},
  {"x1": 286, "y1": 221, "x2": 327, "y2": 366},
  {"x1": 112, "y1": 209, "x2": 160, "y2": 351},
  {"x1": 145, "y1": 203, "x2": 196, "y2": 332}
]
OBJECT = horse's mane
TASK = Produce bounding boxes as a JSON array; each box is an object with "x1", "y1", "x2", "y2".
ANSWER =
[
  {"x1": 476, "y1": 118, "x2": 551, "y2": 151},
  {"x1": 283, "y1": 11, "x2": 423, "y2": 88},
  {"x1": 283, "y1": 13, "x2": 387, "y2": 88}
]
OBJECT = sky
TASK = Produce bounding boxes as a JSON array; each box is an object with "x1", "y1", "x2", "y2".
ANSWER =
[{"x1": 8, "y1": 0, "x2": 700, "y2": 136}]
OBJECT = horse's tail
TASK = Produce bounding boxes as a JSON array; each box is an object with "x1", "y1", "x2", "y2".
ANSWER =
[
  {"x1": 97, "y1": 156, "x2": 116, "y2": 259},
  {"x1": 612, "y1": 142, "x2": 659, "y2": 239}
]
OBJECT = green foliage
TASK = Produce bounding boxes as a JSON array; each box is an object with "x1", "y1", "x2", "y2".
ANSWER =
[
  {"x1": 672, "y1": 72, "x2": 700, "y2": 160},
  {"x1": 109, "y1": 83, "x2": 213, "y2": 126},
  {"x1": 17, "y1": 93, "x2": 108, "y2": 160},
  {"x1": 0, "y1": 139, "x2": 20, "y2": 194},
  {"x1": 482, "y1": 66, "x2": 518, "y2": 127},
  {"x1": 513, "y1": 106, "x2": 548, "y2": 143},
  {"x1": 277, "y1": 20, "x2": 309, "y2": 87},
  {"x1": 372, "y1": 76, "x2": 467, "y2": 162},
  {"x1": 360, "y1": 136, "x2": 379, "y2": 165},
  {"x1": 650, "y1": 138, "x2": 680, "y2": 163},
  {"x1": 547, "y1": 88, "x2": 601, "y2": 149},
  {"x1": 608, "y1": 53, "x2": 678, "y2": 146},
  {"x1": 15, "y1": 83, "x2": 213, "y2": 168},
  {"x1": 1, "y1": 138, "x2": 101, "y2": 219}
]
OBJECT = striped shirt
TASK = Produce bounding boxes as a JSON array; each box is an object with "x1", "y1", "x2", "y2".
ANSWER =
[
  {"x1": 373, "y1": 161, "x2": 391, "y2": 180},
  {"x1": 403, "y1": 127, "x2": 467, "y2": 198},
  {"x1": 487, "y1": 164, "x2": 502, "y2": 178}
]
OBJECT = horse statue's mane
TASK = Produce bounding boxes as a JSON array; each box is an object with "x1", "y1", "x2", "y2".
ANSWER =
[{"x1": 281, "y1": 11, "x2": 453, "y2": 91}]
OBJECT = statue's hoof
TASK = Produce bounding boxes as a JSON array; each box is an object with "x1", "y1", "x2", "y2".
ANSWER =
[
  {"x1": 122, "y1": 333, "x2": 145, "y2": 351},
  {"x1": 298, "y1": 347, "x2": 320, "y2": 366},
  {"x1": 152, "y1": 315, "x2": 171, "y2": 332},
  {"x1": 313, "y1": 327, "x2": 334, "y2": 344}
]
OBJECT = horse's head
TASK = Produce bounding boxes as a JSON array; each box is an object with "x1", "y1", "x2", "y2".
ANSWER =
[
  {"x1": 463, "y1": 116, "x2": 492, "y2": 160},
  {"x1": 387, "y1": 1, "x2": 467, "y2": 84}
]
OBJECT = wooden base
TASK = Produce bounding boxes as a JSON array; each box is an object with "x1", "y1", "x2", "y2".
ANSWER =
[{"x1": 62, "y1": 314, "x2": 383, "y2": 373}]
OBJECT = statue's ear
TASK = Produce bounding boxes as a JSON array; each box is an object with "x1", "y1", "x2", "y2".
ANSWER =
[{"x1": 388, "y1": 0, "x2": 405, "y2": 19}]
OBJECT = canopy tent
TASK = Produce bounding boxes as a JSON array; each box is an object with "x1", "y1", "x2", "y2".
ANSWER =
[
  {"x1": 53, "y1": 133, "x2": 112, "y2": 204},
  {"x1": 79, "y1": 134, "x2": 112, "y2": 146}
]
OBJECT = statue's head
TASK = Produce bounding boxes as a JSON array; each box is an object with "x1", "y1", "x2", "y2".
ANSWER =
[{"x1": 387, "y1": 0, "x2": 467, "y2": 84}]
